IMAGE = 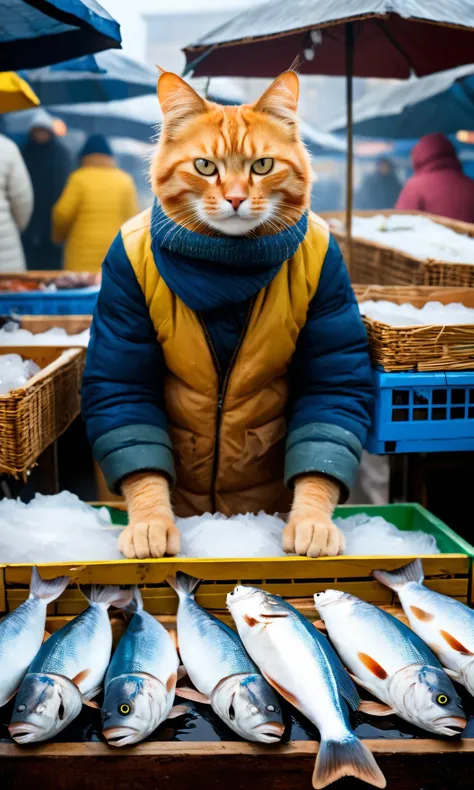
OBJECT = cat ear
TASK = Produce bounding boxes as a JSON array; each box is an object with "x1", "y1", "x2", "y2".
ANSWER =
[
  {"x1": 157, "y1": 71, "x2": 207, "y2": 131},
  {"x1": 253, "y1": 71, "x2": 299, "y2": 124}
]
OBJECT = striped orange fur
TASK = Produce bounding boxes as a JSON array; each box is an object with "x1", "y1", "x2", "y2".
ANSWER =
[{"x1": 151, "y1": 70, "x2": 311, "y2": 238}]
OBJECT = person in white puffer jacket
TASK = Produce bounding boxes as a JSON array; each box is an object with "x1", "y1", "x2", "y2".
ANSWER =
[{"x1": 0, "y1": 134, "x2": 33, "y2": 273}]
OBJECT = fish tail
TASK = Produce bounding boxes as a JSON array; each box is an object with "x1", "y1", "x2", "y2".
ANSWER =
[
  {"x1": 30, "y1": 566, "x2": 70, "y2": 603},
  {"x1": 166, "y1": 572, "x2": 202, "y2": 598},
  {"x1": 124, "y1": 586, "x2": 144, "y2": 615},
  {"x1": 79, "y1": 585, "x2": 133, "y2": 609},
  {"x1": 313, "y1": 735, "x2": 386, "y2": 789},
  {"x1": 373, "y1": 559, "x2": 424, "y2": 591}
]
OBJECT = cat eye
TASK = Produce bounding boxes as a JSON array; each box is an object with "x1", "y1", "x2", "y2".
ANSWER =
[
  {"x1": 194, "y1": 159, "x2": 217, "y2": 176},
  {"x1": 251, "y1": 158, "x2": 274, "y2": 175}
]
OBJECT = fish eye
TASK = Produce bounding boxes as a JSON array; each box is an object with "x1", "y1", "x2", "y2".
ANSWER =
[
  {"x1": 437, "y1": 694, "x2": 449, "y2": 706},
  {"x1": 119, "y1": 703, "x2": 131, "y2": 716},
  {"x1": 250, "y1": 705, "x2": 259, "y2": 715},
  {"x1": 251, "y1": 158, "x2": 274, "y2": 175},
  {"x1": 16, "y1": 704, "x2": 26, "y2": 713},
  {"x1": 194, "y1": 158, "x2": 217, "y2": 176}
]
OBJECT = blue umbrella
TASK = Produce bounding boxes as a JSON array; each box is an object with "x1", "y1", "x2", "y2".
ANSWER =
[
  {"x1": 0, "y1": 0, "x2": 121, "y2": 71},
  {"x1": 20, "y1": 51, "x2": 157, "y2": 105},
  {"x1": 329, "y1": 64, "x2": 474, "y2": 139}
]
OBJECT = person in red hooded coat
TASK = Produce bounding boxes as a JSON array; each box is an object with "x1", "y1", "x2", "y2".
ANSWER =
[{"x1": 395, "y1": 133, "x2": 474, "y2": 222}]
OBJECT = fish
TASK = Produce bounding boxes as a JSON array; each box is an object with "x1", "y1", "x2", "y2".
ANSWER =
[
  {"x1": 0, "y1": 567, "x2": 69, "y2": 707},
  {"x1": 314, "y1": 589, "x2": 466, "y2": 736},
  {"x1": 9, "y1": 585, "x2": 132, "y2": 744},
  {"x1": 227, "y1": 585, "x2": 386, "y2": 790},
  {"x1": 102, "y1": 587, "x2": 186, "y2": 746},
  {"x1": 374, "y1": 559, "x2": 474, "y2": 698},
  {"x1": 167, "y1": 572, "x2": 285, "y2": 744}
]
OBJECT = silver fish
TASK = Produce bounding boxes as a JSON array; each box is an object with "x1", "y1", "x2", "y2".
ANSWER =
[
  {"x1": 375, "y1": 559, "x2": 474, "y2": 698},
  {"x1": 102, "y1": 587, "x2": 185, "y2": 746},
  {"x1": 10, "y1": 585, "x2": 132, "y2": 744},
  {"x1": 168, "y1": 572, "x2": 284, "y2": 744},
  {"x1": 0, "y1": 567, "x2": 69, "y2": 707},
  {"x1": 314, "y1": 589, "x2": 466, "y2": 736},
  {"x1": 227, "y1": 585, "x2": 386, "y2": 790}
]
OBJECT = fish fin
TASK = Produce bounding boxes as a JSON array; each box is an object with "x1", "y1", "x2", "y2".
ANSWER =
[
  {"x1": 373, "y1": 559, "x2": 424, "y2": 591},
  {"x1": 243, "y1": 614, "x2": 259, "y2": 627},
  {"x1": 166, "y1": 672, "x2": 177, "y2": 693},
  {"x1": 123, "y1": 586, "x2": 143, "y2": 615},
  {"x1": 167, "y1": 705, "x2": 189, "y2": 719},
  {"x1": 348, "y1": 673, "x2": 375, "y2": 694},
  {"x1": 358, "y1": 653, "x2": 388, "y2": 680},
  {"x1": 30, "y1": 567, "x2": 70, "y2": 603},
  {"x1": 175, "y1": 687, "x2": 210, "y2": 704},
  {"x1": 410, "y1": 605, "x2": 434, "y2": 622},
  {"x1": 358, "y1": 700, "x2": 396, "y2": 717},
  {"x1": 82, "y1": 698, "x2": 100, "y2": 709},
  {"x1": 440, "y1": 630, "x2": 474, "y2": 655},
  {"x1": 83, "y1": 686, "x2": 102, "y2": 700},
  {"x1": 166, "y1": 572, "x2": 202, "y2": 598},
  {"x1": 443, "y1": 667, "x2": 462, "y2": 681},
  {"x1": 313, "y1": 620, "x2": 327, "y2": 631},
  {"x1": 43, "y1": 631, "x2": 51, "y2": 643},
  {"x1": 313, "y1": 735, "x2": 386, "y2": 789},
  {"x1": 71, "y1": 669, "x2": 91, "y2": 688},
  {"x1": 262, "y1": 672, "x2": 300, "y2": 709},
  {"x1": 79, "y1": 585, "x2": 133, "y2": 610},
  {"x1": 177, "y1": 665, "x2": 187, "y2": 681}
]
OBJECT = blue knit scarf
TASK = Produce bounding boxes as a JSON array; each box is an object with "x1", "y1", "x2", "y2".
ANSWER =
[{"x1": 150, "y1": 201, "x2": 308, "y2": 311}]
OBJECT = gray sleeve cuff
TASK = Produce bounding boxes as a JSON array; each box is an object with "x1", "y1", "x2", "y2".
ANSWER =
[
  {"x1": 284, "y1": 422, "x2": 363, "y2": 501},
  {"x1": 93, "y1": 424, "x2": 176, "y2": 494}
]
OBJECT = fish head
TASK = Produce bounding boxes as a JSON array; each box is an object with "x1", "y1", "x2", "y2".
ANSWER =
[
  {"x1": 314, "y1": 590, "x2": 347, "y2": 612},
  {"x1": 388, "y1": 665, "x2": 466, "y2": 737},
  {"x1": 9, "y1": 673, "x2": 82, "y2": 744},
  {"x1": 102, "y1": 674, "x2": 168, "y2": 746},
  {"x1": 227, "y1": 585, "x2": 289, "y2": 629},
  {"x1": 211, "y1": 673, "x2": 284, "y2": 744}
]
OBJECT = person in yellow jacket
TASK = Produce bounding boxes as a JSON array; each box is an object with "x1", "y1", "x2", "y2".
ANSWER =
[{"x1": 52, "y1": 134, "x2": 139, "y2": 272}]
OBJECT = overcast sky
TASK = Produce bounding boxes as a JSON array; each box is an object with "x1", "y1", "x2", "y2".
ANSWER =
[{"x1": 101, "y1": 0, "x2": 253, "y2": 62}]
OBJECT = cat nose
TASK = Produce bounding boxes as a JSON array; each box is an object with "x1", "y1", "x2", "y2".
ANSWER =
[{"x1": 226, "y1": 196, "x2": 246, "y2": 211}]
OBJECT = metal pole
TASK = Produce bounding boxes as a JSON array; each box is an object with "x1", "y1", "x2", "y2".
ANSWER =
[{"x1": 345, "y1": 22, "x2": 354, "y2": 274}]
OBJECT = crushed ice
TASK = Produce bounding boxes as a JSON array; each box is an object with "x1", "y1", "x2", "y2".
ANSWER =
[
  {"x1": 335, "y1": 213, "x2": 474, "y2": 263},
  {"x1": 360, "y1": 299, "x2": 474, "y2": 327},
  {"x1": 0, "y1": 353, "x2": 41, "y2": 394},
  {"x1": 0, "y1": 321, "x2": 90, "y2": 347}
]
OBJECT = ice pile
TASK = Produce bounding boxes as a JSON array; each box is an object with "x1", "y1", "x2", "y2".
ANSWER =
[
  {"x1": 0, "y1": 321, "x2": 90, "y2": 347},
  {"x1": 342, "y1": 213, "x2": 474, "y2": 263},
  {"x1": 178, "y1": 512, "x2": 286, "y2": 558},
  {"x1": 0, "y1": 353, "x2": 40, "y2": 394},
  {"x1": 335, "y1": 513, "x2": 439, "y2": 556},
  {"x1": 0, "y1": 492, "x2": 122, "y2": 563},
  {"x1": 177, "y1": 511, "x2": 440, "y2": 558},
  {"x1": 359, "y1": 299, "x2": 474, "y2": 327}
]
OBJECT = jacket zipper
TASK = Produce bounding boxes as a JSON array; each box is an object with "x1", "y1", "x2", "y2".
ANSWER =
[{"x1": 197, "y1": 299, "x2": 255, "y2": 512}]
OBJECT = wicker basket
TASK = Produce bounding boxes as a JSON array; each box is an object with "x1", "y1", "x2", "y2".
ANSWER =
[
  {"x1": 322, "y1": 210, "x2": 474, "y2": 286},
  {"x1": 354, "y1": 285, "x2": 474, "y2": 371},
  {"x1": 0, "y1": 347, "x2": 85, "y2": 476}
]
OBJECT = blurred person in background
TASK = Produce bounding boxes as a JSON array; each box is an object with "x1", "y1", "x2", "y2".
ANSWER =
[
  {"x1": 21, "y1": 110, "x2": 72, "y2": 270},
  {"x1": 0, "y1": 134, "x2": 33, "y2": 273},
  {"x1": 396, "y1": 133, "x2": 474, "y2": 222},
  {"x1": 355, "y1": 156, "x2": 402, "y2": 210},
  {"x1": 53, "y1": 134, "x2": 138, "y2": 273}
]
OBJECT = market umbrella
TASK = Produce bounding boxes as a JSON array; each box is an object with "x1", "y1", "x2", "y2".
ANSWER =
[
  {"x1": 183, "y1": 0, "x2": 474, "y2": 266},
  {"x1": 329, "y1": 63, "x2": 474, "y2": 139},
  {"x1": 0, "y1": 71, "x2": 40, "y2": 112},
  {"x1": 0, "y1": 0, "x2": 121, "y2": 71},
  {"x1": 20, "y1": 51, "x2": 157, "y2": 105}
]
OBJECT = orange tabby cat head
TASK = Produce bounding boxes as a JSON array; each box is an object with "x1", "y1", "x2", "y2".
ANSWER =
[{"x1": 151, "y1": 70, "x2": 311, "y2": 237}]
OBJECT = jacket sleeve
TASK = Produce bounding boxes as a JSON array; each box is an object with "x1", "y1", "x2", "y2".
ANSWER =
[
  {"x1": 285, "y1": 234, "x2": 373, "y2": 499},
  {"x1": 395, "y1": 179, "x2": 423, "y2": 211},
  {"x1": 81, "y1": 232, "x2": 175, "y2": 494},
  {"x1": 52, "y1": 173, "x2": 81, "y2": 243},
  {"x1": 7, "y1": 142, "x2": 33, "y2": 232}
]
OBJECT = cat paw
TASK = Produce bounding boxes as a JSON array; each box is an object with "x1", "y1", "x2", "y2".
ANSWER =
[
  {"x1": 118, "y1": 518, "x2": 180, "y2": 559},
  {"x1": 282, "y1": 515, "x2": 344, "y2": 558}
]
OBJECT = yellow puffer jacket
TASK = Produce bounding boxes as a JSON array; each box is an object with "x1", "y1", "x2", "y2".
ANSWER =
[{"x1": 52, "y1": 154, "x2": 139, "y2": 272}]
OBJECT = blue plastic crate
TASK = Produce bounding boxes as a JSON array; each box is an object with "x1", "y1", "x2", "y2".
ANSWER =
[
  {"x1": 0, "y1": 286, "x2": 99, "y2": 316},
  {"x1": 366, "y1": 368, "x2": 474, "y2": 454}
]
